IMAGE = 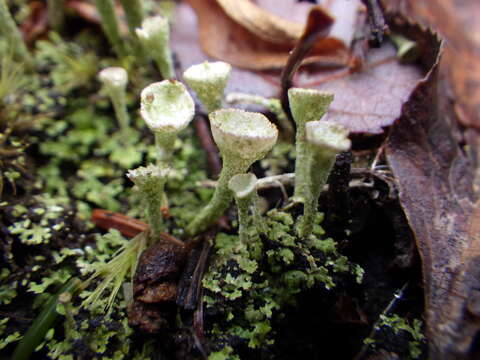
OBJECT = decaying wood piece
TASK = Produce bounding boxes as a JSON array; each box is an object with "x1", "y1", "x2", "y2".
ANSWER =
[
  {"x1": 128, "y1": 240, "x2": 191, "y2": 333},
  {"x1": 386, "y1": 21, "x2": 480, "y2": 358}
]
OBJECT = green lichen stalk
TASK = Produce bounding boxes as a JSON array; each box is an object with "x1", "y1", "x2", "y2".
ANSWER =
[
  {"x1": 297, "y1": 121, "x2": 350, "y2": 238},
  {"x1": 187, "y1": 109, "x2": 278, "y2": 235},
  {"x1": 288, "y1": 88, "x2": 334, "y2": 201},
  {"x1": 93, "y1": 0, "x2": 128, "y2": 58},
  {"x1": 127, "y1": 165, "x2": 168, "y2": 240},
  {"x1": 0, "y1": 0, "x2": 32, "y2": 66},
  {"x1": 136, "y1": 16, "x2": 174, "y2": 79},
  {"x1": 154, "y1": 131, "x2": 176, "y2": 164},
  {"x1": 98, "y1": 67, "x2": 130, "y2": 139},
  {"x1": 183, "y1": 61, "x2": 231, "y2": 113},
  {"x1": 119, "y1": 0, "x2": 144, "y2": 36},
  {"x1": 229, "y1": 173, "x2": 261, "y2": 246},
  {"x1": 187, "y1": 156, "x2": 249, "y2": 235}
]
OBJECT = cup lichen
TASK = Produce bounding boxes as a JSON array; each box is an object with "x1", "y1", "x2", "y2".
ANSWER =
[
  {"x1": 183, "y1": 61, "x2": 232, "y2": 113},
  {"x1": 136, "y1": 16, "x2": 174, "y2": 79},
  {"x1": 140, "y1": 80, "x2": 194, "y2": 165},
  {"x1": 93, "y1": 0, "x2": 128, "y2": 58},
  {"x1": 187, "y1": 109, "x2": 278, "y2": 235},
  {"x1": 288, "y1": 88, "x2": 334, "y2": 202},
  {"x1": 119, "y1": 0, "x2": 144, "y2": 37},
  {"x1": 127, "y1": 164, "x2": 169, "y2": 240},
  {"x1": 297, "y1": 120, "x2": 351, "y2": 238},
  {"x1": 228, "y1": 173, "x2": 262, "y2": 247},
  {"x1": 98, "y1": 67, "x2": 130, "y2": 138}
]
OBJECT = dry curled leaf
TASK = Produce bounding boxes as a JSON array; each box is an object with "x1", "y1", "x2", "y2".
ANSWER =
[
  {"x1": 216, "y1": 0, "x2": 304, "y2": 45},
  {"x1": 386, "y1": 29, "x2": 480, "y2": 359},
  {"x1": 173, "y1": 3, "x2": 436, "y2": 139},
  {"x1": 183, "y1": 0, "x2": 350, "y2": 70},
  {"x1": 296, "y1": 16, "x2": 440, "y2": 137},
  {"x1": 300, "y1": 42, "x2": 423, "y2": 135},
  {"x1": 383, "y1": 0, "x2": 480, "y2": 132},
  {"x1": 172, "y1": 1, "x2": 284, "y2": 98}
]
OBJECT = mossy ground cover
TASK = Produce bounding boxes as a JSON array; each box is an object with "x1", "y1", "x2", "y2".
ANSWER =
[{"x1": 1, "y1": 1, "x2": 426, "y2": 359}]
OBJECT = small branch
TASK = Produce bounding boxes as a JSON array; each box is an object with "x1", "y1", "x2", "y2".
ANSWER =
[
  {"x1": 91, "y1": 209, "x2": 184, "y2": 245},
  {"x1": 176, "y1": 235, "x2": 213, "y2": 359},
  {"x1": 198, "y1": 173, "x2": 295, "y2": 190},
  {"x1": 193, "y1": 114, "x2": 221, "y2": 179},
  {"x1": 257, "y1": 173, "x2": 295, "y2": 189},
  {"x1": 192, "y1": 241, "x2": 212, "y2": 358}
]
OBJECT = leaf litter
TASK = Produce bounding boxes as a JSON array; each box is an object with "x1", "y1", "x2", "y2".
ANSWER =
[
  {"x1": 10, "y1": 0, "x2": 476, "y2": 358},
  {"x1": 171, "y1": 0, "x2": 427, "y2": 136},
  {"x1": 172, "y1": 1, "x2": 467, "y2": 358},
  {"x1": 384, "y1": 4, "x2": 480, "y2": 359}
]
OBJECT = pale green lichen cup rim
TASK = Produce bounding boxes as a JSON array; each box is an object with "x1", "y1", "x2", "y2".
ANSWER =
[
  {"x1": 305, "y1": 120, "x2": 351, "y2": 152},
  {"x1": 98, "y1": 66, "x2": 128, "y2": 89},
  {"x1": 135, "y1": 15, "x2": 169, "y2": 40},
  {"x1": 228, "y1": 173, "x2": 258, "y2": 200},
  {"x1": 140, "y1": 80, "x2": 195, "y2": 134},
  {"x1": 183, "y1": 61, "x2": 232, "y2": 84},
  {"x1": 209, "y1": 108, "x2": 278, "y2": 161},
  {"x1": 287, "y1": 87, "x2": 334, "y2": 124}
]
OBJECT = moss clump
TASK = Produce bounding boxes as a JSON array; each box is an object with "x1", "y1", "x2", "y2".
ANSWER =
[
  {"x1": 203, "y1": 209, "x2": 363, "y2": 357},
  {"x1": 376, "y1": 314, "x2": 426, "y2": 359}
]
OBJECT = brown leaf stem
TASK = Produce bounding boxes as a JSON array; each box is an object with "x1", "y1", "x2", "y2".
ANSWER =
[
  {"x1": 280, "y1": 6, "x2": 334, "y2": 123},
  {"x1": 193, "y1": 114, "x2": 221, "y2": 179}
]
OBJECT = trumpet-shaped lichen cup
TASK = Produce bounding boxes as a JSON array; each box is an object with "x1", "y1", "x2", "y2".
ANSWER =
[
  {"x1": 140, "y1": 80, "x2": 195, "y2": 165},
  {"x1": 297, "y1": 120, "x2": 351, "y2": 238},
  {"x1": 98, "y1": 67, "x2": 129, "y2": 137},
  {"x1": 183, "y1": 61, "x2": 231, "y2": 113},
  {"x1": 288, "y1": 88, "x2": 334, "y2": 202},
  {"x1": 136, "y1": 15, "x2": 174, "y2": 79},
  {"x1": 187, "y1": 109, "x2": 278, "y2": 235}
]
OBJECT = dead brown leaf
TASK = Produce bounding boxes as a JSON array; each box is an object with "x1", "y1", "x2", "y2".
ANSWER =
[
  {"x1": 216, "y1": 0, "x2": 303, "y2": 44},
  {"x1": 20, "y1": 1, "x2": 48, "y2": 44},
  {"x1": 172, "y1": 1, "x2": 283, "y2": 99},
  {"x1": 386, "y1": 30, "x2": 480, "y2": 359},
  {"x1": 302, "y1": 41, "x2": 423, "y2": 135},
  {"x1": 173, "y1": 3, "x2": 436, "y2": 138},
  {"x1": 184, "y1": 0, "x2": 349, "y2": 70},
  {"x1": 293, "y1": 15, "x2": 441, "y2": 136},
  {"x1": 383, "y1": 0, "x2": 480, "y2": 132}
]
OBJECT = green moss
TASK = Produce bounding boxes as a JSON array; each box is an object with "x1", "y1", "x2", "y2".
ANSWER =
[
  {"x1": 7, "y1": 194, "x2": 69, "y2": 245},
  {"x1": 378, "y1": 314, "x2": 425, "y2": 359},
  {"x1": 0, "y1": 269, "x2": 17, "y2": 305},
  {"x1": 209, "y1": 345, "x2": 240, "y2": 360},
  {"x1": 35, "y1": 32, "x2": 99, "y2": 92},
  {"x1": 0, "y1": 318, "x2": 21, "y2": 350},
  {"x1": 203, "y1": 209, "x2": 361, "y2": 356}
]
